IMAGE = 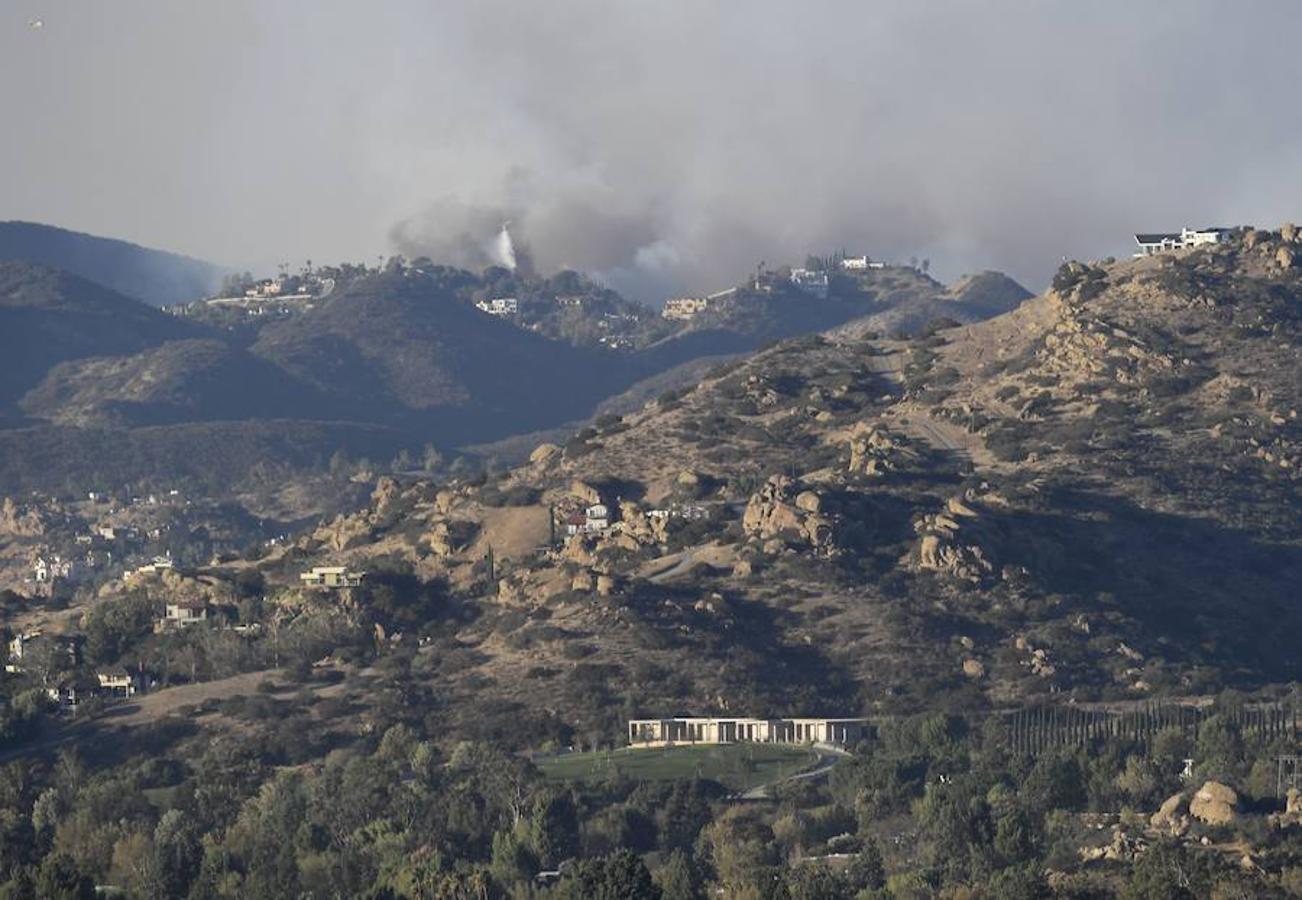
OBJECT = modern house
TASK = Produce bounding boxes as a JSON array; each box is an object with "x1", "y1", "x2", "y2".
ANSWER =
[
  {"x1": 628, "y1": 716, "x2": 872, "y2": 748},
  {"x1": 299, "y1": 566, "x2": 365, "y2": 588},
  {"x1": 162, "y1": 597, "x2": 209, "y2": 627},
  {"x1": 96, "y1": 668, "x2": 139, "y2": 699},
  {"x1": 1133, "y1": 227, "x2": 1232, "y2": 257},
  {"x1": 840, "y1": 256, "x2": 870, "y2": 270},
  {"x1": 662, "y1": 297, "x2": 711, "y2": 320},
  {"x1": 789, "y1": 268, "x2": 830, "y2": 299},
  {"x1": 476, "y1": 297, "x2": 519, "y2": 316}
]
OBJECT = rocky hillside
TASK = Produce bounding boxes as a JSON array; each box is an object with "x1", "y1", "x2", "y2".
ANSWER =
[{"x1": 244, "y1": 226, "x2": 1300, "y2": 740}]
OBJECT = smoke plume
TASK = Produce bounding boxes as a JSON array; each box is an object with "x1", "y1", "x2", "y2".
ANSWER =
[{"x1": 5, "y1": 1, "x2": 1302, "y2": 302}]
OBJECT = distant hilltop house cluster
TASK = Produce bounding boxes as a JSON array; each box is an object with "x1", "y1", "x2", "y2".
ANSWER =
[
  {"x1": 1133, "y1": 226, "x2": 1232, "y2": 257},
  {"x1": 475, "y1": 297, "x2": 519, "y2": 317},
  {"x1": 788, "y1": 267, "x2": 830, "y2": 299},
  {"x1": 6, "y1": 631, "x2": 143, "y2": 710},
  {"x1": 662, "y1": 253, "x2": 897, "y2": 319},
  {"x1": 628, "y1": 716, "x2": 872, "y2": 748}
]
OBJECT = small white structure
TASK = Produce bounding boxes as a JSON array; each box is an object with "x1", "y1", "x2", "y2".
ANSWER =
[
  {"x1": 662, "y1": 297, "x2": 711, "y2": 320},
  {"x1": 299, "y1": 566, "x2": 365, "y2": 588},
  {"x1": 789, "y1": 268, "x2": 830, "y2": 299},
  {"x1": 628, "y1": 716, "x2": 871, "y2": 748},
  {"x1": 476, "y1": 297, "x2": 519, "y2": 316},
  {"x1": 1133, "y1": 227, "x2": 1232, "y2": 257},
  {"x1": 841, "y1": 256, "x2": 870, "y2": 270}
]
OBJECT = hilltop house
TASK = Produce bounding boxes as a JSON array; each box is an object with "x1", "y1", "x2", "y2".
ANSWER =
[
  {"x1": 476, "y1": 297, "x2": 519, "y2": 316},
  {"x1": 628, "y1": 716, "x2": 871, "y2": 748},
  {"x1": 564, "y1": 504, "x2": 612, "y2": 536},
  {"x1": 299, "y1": 566, "x2": 365, "y2": 588},
  {"x1": 32, "y1": 555, "x2": 79, "y2": 584},
  {"x1": 162, "y1": 597, "x2": 209, "y2": 627},
  {"x1": 1133, "y1": 226, "x2": 1232, "y2": 257},
  {"x1": 662, "y1": 297, "x2": 710, "y2": 320},
  {"x1": 789, "y1": 268, "x2": 830, "y2": 299},
  {"x1": 840, "y1": 256, "x2": 869, "y2": 270}
]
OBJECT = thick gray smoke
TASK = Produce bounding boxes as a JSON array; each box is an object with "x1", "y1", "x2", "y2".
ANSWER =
[{"x1": 4, "y1": 1, "x2": 1302, "y2": 302}]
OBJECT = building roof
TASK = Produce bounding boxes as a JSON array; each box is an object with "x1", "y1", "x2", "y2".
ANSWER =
[{"x1": 1135, "y1": 233, "x2": 1181, "y2": 244}]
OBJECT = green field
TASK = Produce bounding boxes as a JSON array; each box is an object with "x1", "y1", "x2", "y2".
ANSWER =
[{"x1": 535, "y1": 743, "x2": 819, "y2": 792}]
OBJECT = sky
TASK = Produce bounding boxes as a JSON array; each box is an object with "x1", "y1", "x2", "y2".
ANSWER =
[{"x1": 4, "y1": 1, "x2": 1302, "y2": 302}]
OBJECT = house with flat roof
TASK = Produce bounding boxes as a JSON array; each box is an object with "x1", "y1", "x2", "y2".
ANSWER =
[
  {"x1": 162, "y1": 597, "x2": 209, "y2": 628},
  {"x1": 1134, "y1": 226, "x2": 1232, "y2": 257},
  {"x1": 299, "y1": 566, "x2": 365, "y2": 588},
  {"x1": 628, "y1": 716, "x2": 871, "y2": 748}
]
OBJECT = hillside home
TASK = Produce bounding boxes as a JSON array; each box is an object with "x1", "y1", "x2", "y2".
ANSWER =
[
  {"x1": 1133, "y1": 226, "x2": 1232, "y2": 257},
  {"x1": 789, "y1": 268, "x2": 830, "y2": 299},
  {"x1": 840, "y1": 256, "x2": 870, "y2": 270},
  {"x1": 628, "y1": 716, "x2": 871, "y2": 748},
  {"x1": 32, "y1": 555, "x2": 79, "y2": 584},
  {"x1": 6, "y1": 631, "x2": 81, "y2": 674},
  {"x1": 476, "y1": 297, "x2": 519, "y2": 316},
  {"x1": 299, "y1": 566, "x2": 365, "y2": 588},
  {"x1": 96, "y1": 668, "x2": 139, "y2": 698},
  {"x1": 662, "y1": 297, "x2": 711, "y2": 320},
  {"x1": 162, "y1": 597, "x2": 209, "y2": 627},
  {"x1": 131, "y1": 556, "x2": 174, "y2": 577}
]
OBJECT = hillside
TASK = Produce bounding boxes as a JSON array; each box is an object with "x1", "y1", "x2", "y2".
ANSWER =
[
  {"x1": 3, "y1": 231, "x2": 1299, "y2": 899},
  {"x1": 237, "y1": 226, "x2": 1300, "y2": 739},
  {"x1": 0, "y1": 262, "x2": 205, "y2": 411},
  {"x1": 0, "y1": 220, "x2": 225, "y2": 306}
]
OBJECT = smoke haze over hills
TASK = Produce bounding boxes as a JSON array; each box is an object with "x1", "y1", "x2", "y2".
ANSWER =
[{"x1": 3, "y1": 1, "x2": 1302, "y2": 301}]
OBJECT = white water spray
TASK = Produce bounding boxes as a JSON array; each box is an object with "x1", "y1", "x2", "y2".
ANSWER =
[{"x1": 489, "y1": 221, "x2": 517, "y2": 270}]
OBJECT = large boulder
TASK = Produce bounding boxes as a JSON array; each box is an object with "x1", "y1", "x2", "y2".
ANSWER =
[
  {"x1": 1189, "y1": 781, "x2": 1239, "y2": 826},
  {"x1": 529, "y1": 443, "x2": 561, "y2": 465},
  {"x1": 1150, "y1": 792, "x2": 1189, "y2": 836}
]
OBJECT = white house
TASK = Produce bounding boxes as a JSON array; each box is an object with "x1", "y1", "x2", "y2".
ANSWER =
[
  {"x1": 628, "y1": 716, "x2": 871, "y2": 748},
  {"x1": 789, "y1": 268, "x2": 830, "y2": 299},
  {"x1": 584, "y1": 504, "x2": 610, "y2": 533},
  {"x1": 840, "y1": 256, "x2": 870, "y2": 271},
  {"x1": 1133, "y1": 226, "x2": 1232, "y2": 257},
  {"x1": 476, "y1": 297, "x2": 519, "y2": 316}
]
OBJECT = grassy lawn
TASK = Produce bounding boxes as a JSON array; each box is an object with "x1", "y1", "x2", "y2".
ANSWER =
[{"x1": 535, "y1": 743, "x2": 818, "y2": 792}]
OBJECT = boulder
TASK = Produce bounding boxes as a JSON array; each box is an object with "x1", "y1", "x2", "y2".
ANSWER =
[
  {"x1": 570, "y1": 480, "x2": 603, "y2": 506},
  {"x1": 1276, "y1": 246, "x2": 1296, "y2": 269},
  {"x1": 595, "y1": 575, "x2": 617, "y2": 597},
  {"x1": 529, "y1": 443, "x2": 561, "y2": 465},
  {"x1": 1189, "y1": 781, "x2": 1238, "y2": 826},
  {"x1": 962, "y1": 658, "x2": 985, "y2": 679},
  {"x1": 1150, "y1": 792, "x2": 1189, "y2": 836},
  {"x1": 795, "y1": 491, "x2": 822, "y2": 513}
]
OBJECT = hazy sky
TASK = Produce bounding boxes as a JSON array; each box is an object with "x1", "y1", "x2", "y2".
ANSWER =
[{"x1": 4, "y1": 1, "x2": 1301, "y2": 301}]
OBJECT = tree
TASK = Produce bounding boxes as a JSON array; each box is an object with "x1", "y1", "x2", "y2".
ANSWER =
[
  {"x1": 35, "y1": 852, "x2": 95, "y2": 900},
  {"x1": 489, "y1": 828, "x2": 535, "y2": 889},
  {"x1": 845, "y1": 837, "x2": 886, "y2": 891},
  {"x1": 153, "y1": 809, "x2": 202, "y2": 898},
  {"x1": 527, "y1": 791, "x2": 579, "y2": 868},
  {"x1": 655, "y1": 850, "x2": 702, "y2": 900},
  {"x1": 560, "y1": 850, "x2": 661, "y2": 900}
]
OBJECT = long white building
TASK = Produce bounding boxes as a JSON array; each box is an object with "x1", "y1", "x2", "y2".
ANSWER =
[
  {"x1": 628, "y1": 716, "x2": 871, "y2": 748},
  {"x1": 1133, "y1": 226, "x2": 1232, "y2": 256}
]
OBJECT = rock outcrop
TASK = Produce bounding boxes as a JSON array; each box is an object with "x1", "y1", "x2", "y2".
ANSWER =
[
  {"x1": 1149, "y1": 793, "x2": 1189, "y2": 837},
  {"x1": 742, "y1": 475, "x2": 835, "y2": 553},
  {"x1": 847, "y1": 423, "x2": 911, "y2": 477},
  {"x1": 913, "y1": 491, "x2": 998, "y2": 583},
  {"x1": 1189, "y1": 781, "x2": 1239, "y2": 826}
]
